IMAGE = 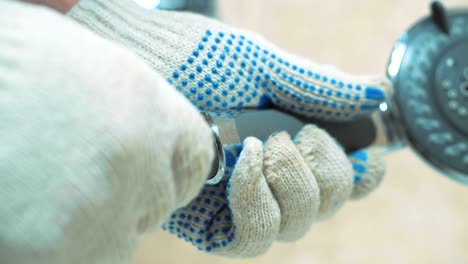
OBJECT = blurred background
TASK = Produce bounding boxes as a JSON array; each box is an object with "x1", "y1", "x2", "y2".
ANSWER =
[{"x1": 134, "y1": 0, "x2": 468, "y2": 263}]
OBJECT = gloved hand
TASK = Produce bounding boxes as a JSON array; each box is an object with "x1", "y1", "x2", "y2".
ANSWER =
[
  {"x1": 0, "y1": 1, "x2": 213, "y2": 263},
  {"x1": 68, "y1": 0, "x2": 390, "y2": 258}
]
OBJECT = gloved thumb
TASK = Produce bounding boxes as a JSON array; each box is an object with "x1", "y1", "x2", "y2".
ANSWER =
[{"x1": 349, "y1": 148, "x2": 386, "y2": 200}]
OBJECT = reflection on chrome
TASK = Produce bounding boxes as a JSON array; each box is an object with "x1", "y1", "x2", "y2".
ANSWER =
[
  {"x1": 379, "y1": 102, "x2": 388, "y2": 112},
  {"x1": 387, "y1": 33, "x2": 408, "y2": 78}
]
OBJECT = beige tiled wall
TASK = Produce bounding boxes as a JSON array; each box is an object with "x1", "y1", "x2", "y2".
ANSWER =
[{"x1": 134, "y1": 1, "x2": 468, "y2": 263}]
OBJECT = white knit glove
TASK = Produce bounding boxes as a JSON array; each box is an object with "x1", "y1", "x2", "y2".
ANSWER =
[
  {"x1": 160, "y1": 129, "x2": 384, "y2": 257},
  {"x1": 68, "y1": 0, "x2": 391, "y2": 120},
  {"x1": 0, "y1": 1, "x2": 213, "y2": 264},
  {"x1": 68, "y1": 0, "x2": 390, "y2": 258}
]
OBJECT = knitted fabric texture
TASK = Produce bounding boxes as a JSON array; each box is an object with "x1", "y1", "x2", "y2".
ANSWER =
[
  {"x1": 68, "y1": 0, "x2": 391, "y2": 120},
  {"x1": 0, "y1": 1, "x2": 213, "y2": 263},
  {"x1": 68, "y1": 0, "x2": 388, "y2": 258}
]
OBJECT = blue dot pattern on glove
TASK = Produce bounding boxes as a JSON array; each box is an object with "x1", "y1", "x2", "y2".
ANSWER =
[
  {"x1": 166, "y1": 30, "x2": 385, "y2": 120},
  {"x1": 163, "y1": 143, "x2": 371, "y2": 252},
  {"x1": 350, "y1": 150, "x2": 369, "y2": 184},
  {"x1": 163, "y1": 31, "x2": 386, "y2": 248},
  {"x1": 162, "y1": 144, "x2": 243, "y2": 252}
]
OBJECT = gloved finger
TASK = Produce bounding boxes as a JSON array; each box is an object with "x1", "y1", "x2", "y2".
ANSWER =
[
  {"x1": 69, "y1": 3, "x2": 392, "y2": 121},
  {"x1": 263, "y1": 132, "x2": 320, "y2": 242},
  {"x1": 261, "y1": 48, "x2": 393, "y2": 121},
  {"x1": 294, "y1": 125, "x2": 354, "y2": 220},
  {"x1": 224, "y1": 137, "x2": 281, "y2": 257},
  {"x1": 162, "y1": 182, "x2": 234, "y2": 253},
  {"x1": 162, "y1": 144, "x2": 243, "y2": 254},
  {"x1": 349, "y1": 148, "x2": 386, "y2": 200}
]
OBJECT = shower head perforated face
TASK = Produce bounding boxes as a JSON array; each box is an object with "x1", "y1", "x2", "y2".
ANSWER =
[{"x1": 387, "y1": 2, "x2": 468, "y2": 182}]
